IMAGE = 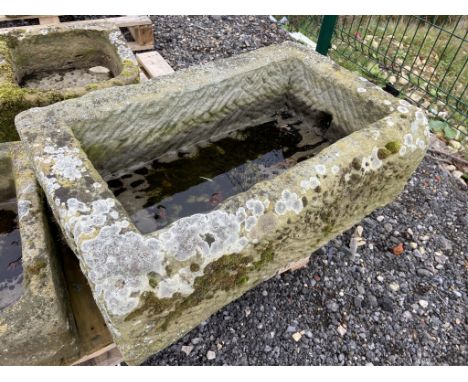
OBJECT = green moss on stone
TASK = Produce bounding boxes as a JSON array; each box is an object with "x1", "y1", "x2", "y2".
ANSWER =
[
  {"x1": 322, "y1": 224, "x2": 333, "y2": 234},
  {"x1": 385, "y1": 141, "x2": 401, "y2": 154},
  {"x1": 27, "y1": 258, "x2": 47, "y2": 275},
  {"x1": 124, "y1": 249, "x2": 277, "y2": 331},
  {"x1": 119, "y1": 59, "x2": 140, "y2": 83},
  {"x1": 237, "y1": 275, "x2": 249, "y2": 285},
  {"x1": 147, "y1": 272, "x2": 159, "y2": 289},
  {"x1": 253, "y1": 248, "x2": 275, "y2": 270},
  {"x1": 377, "y1": 147, "x2": 392, "y2": 160}
]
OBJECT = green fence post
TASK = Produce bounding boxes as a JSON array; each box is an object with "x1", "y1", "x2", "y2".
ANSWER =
[{"x1": 316, "y1": 16, "x2": 338, "y2": 56}]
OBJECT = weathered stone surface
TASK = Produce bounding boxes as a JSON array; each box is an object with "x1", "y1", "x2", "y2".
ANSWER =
[
  {"x1": 0, "y1": 22, "x2": 139, "y2": 143},
  {"x1": 15, "y1": 42, "x2": 430, "y2": 364},
  {"x1": 0, "y1": 142, "x2": 79, "y2": 365}
]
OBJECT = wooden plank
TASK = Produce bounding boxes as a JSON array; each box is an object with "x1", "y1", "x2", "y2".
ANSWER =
[
  {"x1": 39, "y1": 16, "x2": 60, "y2": 25},
  {"x1": 110, "y1": 15, "x2": 152, "y2": 28},
  {"x1": 60, "y1": 239, "x2": 114, "y2": 361},
  {"x1": 136, "y1": 51, "x2": 174, "y2": 78},
  {"x1": 72, "y1": 343, "x2": 123, "y2": 366},
  {"x1": 127, "y1": 42, "x2": 154, "y2": 52}
]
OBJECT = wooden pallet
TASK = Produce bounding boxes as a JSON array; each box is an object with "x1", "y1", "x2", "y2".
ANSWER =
[{"x1": 0, "y1": 15, "x2": 154, "y2": 52}]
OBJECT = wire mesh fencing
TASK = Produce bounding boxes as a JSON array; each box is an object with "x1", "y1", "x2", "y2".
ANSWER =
[{"x1": 285, "y1": 16, "x2": 467, "y2": 141}]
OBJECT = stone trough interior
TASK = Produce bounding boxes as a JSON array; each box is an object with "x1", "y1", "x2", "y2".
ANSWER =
[
  {"x1": 9, "y1": 30, "x2": 120, "y2": 90},
  {"x1": 0, "y1": 149, "x2": 22, "y2": 311},
  {"x1": 74, "y1": 57, "x2": 388, "y2": 236},
  {"x1": 105, "y1": 105, "x2": 337, "y2": 234}
]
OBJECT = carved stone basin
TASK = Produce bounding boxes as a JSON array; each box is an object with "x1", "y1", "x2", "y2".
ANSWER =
[
  {"x1": 0, "y1": 22, "x2": 139, "y2": 142},
  {"x1": 15, "y1": 42, "x2": 430, "y2": 364}
]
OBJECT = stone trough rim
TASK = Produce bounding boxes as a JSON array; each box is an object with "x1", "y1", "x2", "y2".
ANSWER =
[
  {"x1": 14, "y1": 41, "x2": 430, "y2": 364},
  {"x1": 0, "y1": 141, "x2": 78, "y2": 365}
]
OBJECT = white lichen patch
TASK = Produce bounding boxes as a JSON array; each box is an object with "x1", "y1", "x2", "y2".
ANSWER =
[
  {"x1": 314, "y1": 164, "x2": 327, "y2": 175},
  {"x1": 399, "y1": 145, "x2": 407, "y2": 156},
  {"x1": 357, "y1": 87, "x2": 367, "y2": 93},
  {"x1": 157, "y1": 269, "x2": 200, "y2": 298},
  {"x1": 245, "y1": 216, "x2": 257, "y2": 232},
  {"x1": 331, "y1": 165, "x2": 340, "y2": 175},
  {"x1": 246, "y1": 198, "x2": 265, "y2": 216},
  {"x1": 274, "y1": 190, "x2": 303, "y2": 215},
  {"x1": 383, "y1": 100, "x2": 392, "y2": 106},
  {"x1": 42, "y1": 145, "x2": 85, "y2": 181},
  {"x1": 236, "y1": 207, "x2": 247, "y2": 223},
  {"x1": 415, "y1": 109, "x2": 426, "y2": 122},
  {"x1": 17, "y1": 200, "x2": 32, "y2": 219},
  {"x1": 300, "y1": 176, "x2": 320, "y2": 191},
  {"x1": 397, "y1": 106, "x2": 409, "y2": 114},
  {"x1": 404, "y1": 133, "x2": 417, "y2": 152},
  {"x1": 399, "y1": 100, "x2": 411, "y2": 107}
]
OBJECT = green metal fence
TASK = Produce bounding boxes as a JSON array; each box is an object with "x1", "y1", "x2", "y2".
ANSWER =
[{"x1": 287, "y1": 15, "x2": 467, "y2": 136}]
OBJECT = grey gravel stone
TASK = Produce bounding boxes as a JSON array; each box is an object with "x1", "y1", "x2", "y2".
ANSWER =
[
  {"x1": 417, "y1": 268, "x2": 434, "y2": 277},
  {"x1": 326, "y1": 300, "x2": 339, "y2": 312},
  {"x1": 206, "y1": 350, "x2": 216, "y2": 360}
]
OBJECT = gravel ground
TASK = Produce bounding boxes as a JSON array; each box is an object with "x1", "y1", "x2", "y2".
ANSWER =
[
  {"x1": 151, "y1": 15, "x2": 291, "y2": 69},
  {"x1": 141, "y1": 16, "x2": 467, "y2": 366}
]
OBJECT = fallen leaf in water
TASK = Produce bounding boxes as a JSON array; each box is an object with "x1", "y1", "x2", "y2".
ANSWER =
[{"x1": 209, "y1": 192, "x2": 223, "y2": 206}]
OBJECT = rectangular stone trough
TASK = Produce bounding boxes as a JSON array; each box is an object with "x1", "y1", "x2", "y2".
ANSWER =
[
  {"x1": 0, "y1": 22, "x2": 139, "y2": 142},
  {"x1": 15, "y1": 42, "x2": 430, "y2": 364},
  {"x1": 0, "y1": 142, "x2": 79, "y2": 365}
]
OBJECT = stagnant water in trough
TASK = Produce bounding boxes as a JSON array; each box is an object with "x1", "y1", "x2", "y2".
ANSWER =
[
  {"x1": 107, "y1": 115, "x2": 331, "y2": 234},
  {"x1": 0, "y1": 199, "x2": 23, "y2": 311}
]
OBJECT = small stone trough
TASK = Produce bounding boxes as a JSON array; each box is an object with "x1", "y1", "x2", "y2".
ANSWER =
[
  {"x1": 0, "y1": 22, "x2": 139, "y2": 143},
  {"x1": 0, "y1": 142, "x2": 79, "y2": 365},
  {"x1": 15, "y1": 42, "x2": 430, "y2": 364}
]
